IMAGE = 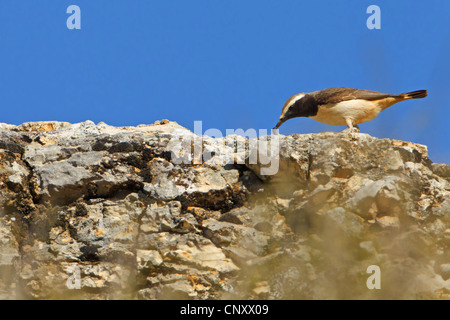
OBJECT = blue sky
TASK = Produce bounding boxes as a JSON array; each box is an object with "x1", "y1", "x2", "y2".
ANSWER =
[{"x1": 0, "y1": 1, "x2": 449, "y2": 163}]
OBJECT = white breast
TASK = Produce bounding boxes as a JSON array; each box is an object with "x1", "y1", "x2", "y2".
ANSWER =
[{"x1": 310, "y1": 99, "x2": 384, "y2": 126}]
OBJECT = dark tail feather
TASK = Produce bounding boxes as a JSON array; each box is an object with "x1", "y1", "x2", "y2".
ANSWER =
[{"x1": 402, "y1": 90, "x2": 427, "y2": 99}]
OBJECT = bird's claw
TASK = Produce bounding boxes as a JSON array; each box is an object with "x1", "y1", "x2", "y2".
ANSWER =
[{"x1": 342, "y1": 125, "x2": 360, "y2": 133}]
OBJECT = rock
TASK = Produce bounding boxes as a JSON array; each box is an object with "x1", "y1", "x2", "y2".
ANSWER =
[
  {"x1": 375, "y1": 215, "x2": 400, "y2": 229},
  {"x1": 431, "y1": 163, "x2": 450, "y2": 178},
  {"x1": 347, "y1": 177, "x2": 403, "y2": 218},
  {"x1": 202, "y1": 218, "x2": 268, "y2": 255},
  {"x1": 15, "y1": 121, "x2": 71, "y2": 133},
  {"x1": 139, "y1": 201, "x2": 199, "y2": 234},
  {"x1": 0, "y1": 218, "x2": 20, "y2": 299},
  {"x1": 253, "y1": 281, "x2": 270, "y2": 297},
  {"x1": 137, "y1": 249, "x2": 164, "y2": 270},
  {"x1": 359, "y1": 241, "x2": 376, "y2": 255},
  {"x1": 168, "y1": 241, "x2": 239, "y2": 274},
  {"x1": 37, "y1": 161, "x2": 92, "y2": 188},
  {"x1": 321, "y1": 207, "x2": 367, "y2": 238},
  {"x1": 439, "y1": 264, "x2": 450, "y2": 280},
  {"x1": 0, "y1": 121, "x2": 448, "y2": 300}
]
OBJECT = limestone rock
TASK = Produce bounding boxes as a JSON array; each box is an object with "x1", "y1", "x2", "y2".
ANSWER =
[{"x1": 0, "y1": 120, "x2": 448, "y2": 300}]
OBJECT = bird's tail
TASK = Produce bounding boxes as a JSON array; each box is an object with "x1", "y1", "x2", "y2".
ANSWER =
[{"x1": 401, "y1": 90, "x2": 427, "y2": 99}]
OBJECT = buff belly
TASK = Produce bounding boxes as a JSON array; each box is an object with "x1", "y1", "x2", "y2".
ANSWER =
[{"x1": 309, "y1": 98, "x2": 398, "y2": 126}]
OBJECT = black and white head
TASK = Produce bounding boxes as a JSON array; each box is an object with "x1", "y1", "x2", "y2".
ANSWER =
[{"x1": 273, "y1": 93, "x2": 317, "y2": 130}]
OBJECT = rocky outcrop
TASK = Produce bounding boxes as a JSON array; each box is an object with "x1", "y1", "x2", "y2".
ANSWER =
[{"x1": 0, "y1": 120, "x2": 448, "y2": 299}]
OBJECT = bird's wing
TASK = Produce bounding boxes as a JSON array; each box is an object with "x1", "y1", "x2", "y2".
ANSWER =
[{"x1": 311, "y1": 87, "x2": 393, "y2": 105}]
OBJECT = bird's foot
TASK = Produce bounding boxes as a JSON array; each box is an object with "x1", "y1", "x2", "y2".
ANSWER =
[
  {"x1": 341, "y1": 125, "x2": 360, "y2": 139},
  {"x1": 342, "y1": 125, "x2": 360, "y2": 133}
]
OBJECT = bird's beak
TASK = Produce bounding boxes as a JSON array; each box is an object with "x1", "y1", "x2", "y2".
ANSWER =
[{"x1": 273, "y1": 119, "x2": 284, "y2": 130}]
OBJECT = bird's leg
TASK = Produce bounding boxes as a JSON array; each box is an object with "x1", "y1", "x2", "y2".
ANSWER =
[{"x1": 342, "y1": 119, "x2": 360, "y2": 133}]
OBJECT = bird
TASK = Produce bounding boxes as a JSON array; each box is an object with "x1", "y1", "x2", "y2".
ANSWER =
[{"x1": 273, "y1": 87, "x2": 427, "y2": 132}]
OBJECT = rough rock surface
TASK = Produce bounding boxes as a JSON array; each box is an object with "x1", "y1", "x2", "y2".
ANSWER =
[{"x1": 0, "y1": 120, "x2": 448, "y2": 299}]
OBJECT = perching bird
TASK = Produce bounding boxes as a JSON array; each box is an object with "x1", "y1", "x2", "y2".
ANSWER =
[{"x1": 274, "y1": 87, "x2": 427, "y2": 131}]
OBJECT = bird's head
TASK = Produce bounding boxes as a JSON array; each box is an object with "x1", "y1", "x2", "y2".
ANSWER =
[{"x1": 273, "y1": 93, "x2": 307, "y2": 130}]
